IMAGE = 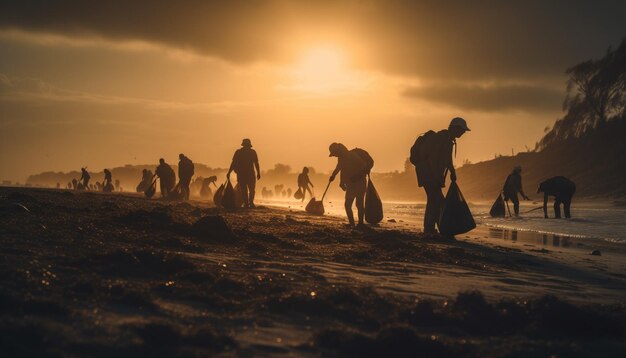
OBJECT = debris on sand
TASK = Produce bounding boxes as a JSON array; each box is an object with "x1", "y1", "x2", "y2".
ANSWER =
[
  {"x1": 191, "y1": 215, "x2": 234, "y2": 242},
  {"x1": 591, "y1": 249, "x2": 602, "y2": 256},
  {"x1": 2, "y1": 202, "x2": 31, "y2": 214}
]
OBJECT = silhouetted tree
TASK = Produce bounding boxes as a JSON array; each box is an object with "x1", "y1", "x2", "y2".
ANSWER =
[{"x1": 538, "y1": 38, "x2": 625, "y2": 149}]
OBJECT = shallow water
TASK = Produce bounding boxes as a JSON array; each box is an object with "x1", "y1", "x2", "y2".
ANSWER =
[{"x1": 260, "y1": 198, "x2": 626, "y2": 243}]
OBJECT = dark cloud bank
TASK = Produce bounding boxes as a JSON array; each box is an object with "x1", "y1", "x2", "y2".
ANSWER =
[
  {"x1": 1, "y1": 0, "x2": 624, "y2": 80},
  {"x1": 1, "y1": 1, "x2": 624, "y2": 112}
]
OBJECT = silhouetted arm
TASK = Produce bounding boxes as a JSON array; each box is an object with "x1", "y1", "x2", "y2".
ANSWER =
[
  {"x1": 227, "y1": 152, "x2": 237, "y2": 179},
  {"x1": 519, "y1": 177, "x2": 529, "y2": 200},
  {"x1": 308, "y1": 176, "x2": 314, "y2": 187},
  {"x1": 447, "y1": 141, "x2": 456, "y2": 182},
  {"x1": 254, "y1": 151, "x2": 260, "y2": 179},
  {"x1": 330, "y1": 163, "x2": 340, "y2": 182}
]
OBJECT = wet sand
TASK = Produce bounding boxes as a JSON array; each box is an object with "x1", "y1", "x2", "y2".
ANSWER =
[{"x1": 1, "y1": 187, "x2": 625, "y2": 356}]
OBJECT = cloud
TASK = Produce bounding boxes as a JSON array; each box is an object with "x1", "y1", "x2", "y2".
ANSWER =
[
  {"x1": 1, "y1": 1, "x2": 624, "y2": 81},
  {"x1": 402, "y1": 82, "x2": 564, "y2": 112}
]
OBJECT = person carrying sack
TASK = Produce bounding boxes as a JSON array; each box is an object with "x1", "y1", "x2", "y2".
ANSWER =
[
  {"x1": 410, "y1": 117, "x2": 470, "y2": 235},
  {"x1": 328, "y1": 143, "x2": 374, "y2": 228},
  {"x1": 297, "y1": 167, "x2": 314, "y2": 202},
  {"x1": 227, "y1": 138, "x2": 261, "y2": 208}
]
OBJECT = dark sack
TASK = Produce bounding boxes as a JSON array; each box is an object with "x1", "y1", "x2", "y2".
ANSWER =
[
  {"x1": 489, "y1": 194, "x2": 506, "y2": 217},
  {"x1": 409, "y1": 130, "x2": 436, "y2": 166},
  {"x1": 234, "y1": 184, "x2": 244, "y2": 208},
  {"x1": 439, "y1": 182, "x2": 476, "y2": 236},
  {"x1": 222, "y1": 181, "x2": 237, "y2": 210},
  {"x1": 305, "y1": 197, "x2": 324, "y2": 215},
  {"x1": 365, "y1": 178, "x2": 383, "y2": 224},
  {"x1": 213, "y1": 183, "x2": 225, "y2": 207},
  {"x1": 144, "y1": 180, "x2": 157, "y2": 198},
  {"x1": 294, "y1": 188, "x2": 303, "y2": 199}
]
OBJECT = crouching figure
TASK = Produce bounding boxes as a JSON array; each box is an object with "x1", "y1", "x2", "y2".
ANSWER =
[{"x1": 537, "y1": 176, "x2": 576, "y2": 218}]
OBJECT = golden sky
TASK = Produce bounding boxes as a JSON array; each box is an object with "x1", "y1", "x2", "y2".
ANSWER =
[{"x1": 1, "y1": 1, "x2": 624, "y2": 182}]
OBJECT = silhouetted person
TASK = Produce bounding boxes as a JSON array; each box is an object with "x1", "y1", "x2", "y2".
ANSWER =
[
  {"x1": 102, "y1": 169, "x2": 114, "y2": 192},
  {"x1": 538, "y1": 176, "x2": 576, "y2": 218},
  {"x1": 200, "y1": 176, "x2": 217, "y2": 197},
  {"x1": 274, "y1": 184, "x2": 283, "y2": 198},
  {"x1": 71, "y1": 178, "x2": 78, "y2": 190},
  {"x1": 329, "y1": 143, "x2": 374, "y2": 227},
  {"x1": 114, "y1": 179, "x2": 120, "y2": 191},
  {"x1": 297, "y1": 167, "x2": 314, "y2": 202},
  {"x1": 503, "y1": 165, "x2": 530, "y2": 216},
  {"x1": 155, "y1": 158, "x2": 176, "y2": 198},
  {"x1": 412, "y1": 117, "x2": 470, "y2": 234},
  {"x1": 227, "y1": 138, "x2": 261, "y2": 208},
  {"x1": 178, "y1": 154, "x2": 195, "y2": 200},
  {"x1": 80, "y1": 168, "x2": 90, "y2": 190}
]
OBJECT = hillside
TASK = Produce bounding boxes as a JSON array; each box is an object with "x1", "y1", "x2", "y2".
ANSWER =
[{"x1": 456, "y1": 117, "x2": 626, "y2": 200}]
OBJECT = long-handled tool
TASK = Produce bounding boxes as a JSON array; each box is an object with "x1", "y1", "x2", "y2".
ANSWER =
[
  {"x1": 144, "y1": 176, "x2": 158, "y2": 198},
  {"x1": 522, "y1": 206, "x2": 544, "y2": 214},
  {"x1": 505, "y1": 200, "x2": 512, "y2": 217},
  {"x1": 305, "y1": 180, "x2": 332, "y2": 215}
]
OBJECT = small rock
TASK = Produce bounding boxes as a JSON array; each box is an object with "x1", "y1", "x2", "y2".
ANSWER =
[
  {"x1": 590, "y1": 249, "x2": 601, "y2": 256},
  {"x1": 387, "y1": 219, "x2": 397, "y2": 223},
  {"x1": 192, "y1": 215, "x2": 234, "y2": 241}
]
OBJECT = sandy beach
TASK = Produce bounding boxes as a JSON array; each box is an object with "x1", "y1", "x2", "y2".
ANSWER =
[{"x1": 1, "y1": 187, "x2": 625, "y2": 356}]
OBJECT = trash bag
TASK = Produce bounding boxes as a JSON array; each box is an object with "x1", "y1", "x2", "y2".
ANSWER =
[
  {"x1": 305, "y1": 197, "x2": 324, "y2": 215},
  {"x1": 439, "y1": 182, "x2": 476, "y2": 236},
  {"x1": 365, "y1": 178, "x2": 383, "y2": 224},
  {"x1": 144, "y1": 180, "x2": 157, "y2": 198},
  {"x1": 234, "y1": 183, "x2": 245, "y2": 208},
  {"x1": 103, "y1": 182, "x2": 114, "y2": 193},
  {"x1": 136, "y1": 180, "x2": 148, "y2": 193},
  {"x1": 222, "y1": 181, "x2": 237, "y2": 210},
  {"x1": 294, "y1": 188, "x2": 303, "y2": 200},
  {"x1": 213, "y1": 183, "x2": 225, "y2": 207},
  {"x1": 489, "y1": 193, "x2": 506, "y2": 217},
  {"x1": 200, "y1": 185, "x2": 213, "y2": 199}
]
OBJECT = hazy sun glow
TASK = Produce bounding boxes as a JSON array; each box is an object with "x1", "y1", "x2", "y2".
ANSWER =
[{"x1": 286, "y1": 45, "x2": 368, "y2": 94}]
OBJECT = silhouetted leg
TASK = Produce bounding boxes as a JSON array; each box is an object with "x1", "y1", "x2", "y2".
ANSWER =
[
  {"x1": 554, "y1": 199, "x2": 562, "y2": 218},
  {"x1": 249, "y1": 177, "x2": 256, "y2": 207},
  {"x1": 424, "y1": 184, "x2": 444, "y2": 234},
  {"x1": 345, "y1": 184, "x2": 356, "y2": 226},
  {"x1": 511, "y1": 194, "x2": 520, "y2": 216},
  {"x1": 564, "y1": 198, "x2": 572, "y2": 218},
  {"x1": 355, "y1": 178, "x2": 366, "y2": 225}
]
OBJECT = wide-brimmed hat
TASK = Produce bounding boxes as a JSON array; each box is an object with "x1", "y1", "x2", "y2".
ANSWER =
[{"x1": 242, "y1": 138, "x2": 252, "y2": 147}]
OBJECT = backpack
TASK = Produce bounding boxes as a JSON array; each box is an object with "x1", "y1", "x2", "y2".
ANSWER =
[
  {"x1": 409, "y1": 130, "x2": 436, "y2": 166},
  {"x1": 351, "y1": 148, "x2": 374, "y2": 172}
]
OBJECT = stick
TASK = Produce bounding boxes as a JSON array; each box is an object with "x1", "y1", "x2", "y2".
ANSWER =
[
  {"x1": 320, "y1": 181, "x2": 332, "y2": 201},
  {"x1": 522, "y1": 206, "x2": 544, "y2": 214},
  {"x1": 505, "y1": 200, "x2": 512, "y2": 217}
]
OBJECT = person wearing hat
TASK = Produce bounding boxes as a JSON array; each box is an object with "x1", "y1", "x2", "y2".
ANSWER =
[
  {"x1": 227, "y1": 138, "x2": 261, "y2": 208},
  {"x1": 503, "y1": 165, "x2": 530, "y2": 216},
  {"x1": 177, "y1": 153, "x2": 195, "y2": 200},
  {"x1": 413, "y1": 117, "x2": 470, "y2": 235},
  {"x1": 329, "y1": 142, "x2": 374, "y2": 227}
]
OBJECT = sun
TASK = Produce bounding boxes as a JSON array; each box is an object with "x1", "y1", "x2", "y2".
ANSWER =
[{"x1": 287, "y1": 45, "x2": 367, "y2": 94}]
